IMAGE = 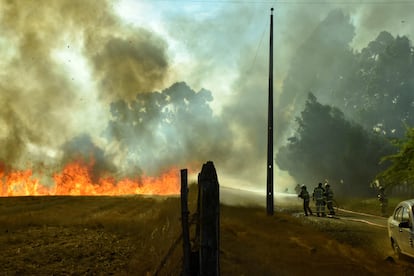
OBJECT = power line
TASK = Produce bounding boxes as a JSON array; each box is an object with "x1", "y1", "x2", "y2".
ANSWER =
[{"x1": 246, "y1": 16, "x2": 268, "y2": 75}]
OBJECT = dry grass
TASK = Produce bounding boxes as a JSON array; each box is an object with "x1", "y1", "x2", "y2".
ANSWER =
[
  {"x1": 1, "y1": 192, "x2": 414, "y2": 275},
  {"x1": 219, "y1": 204, "x2": 414, "y2": 276},
  {"x1": 335, "y1": 196, "x2": 408, "y2": 217},
  {"x1": 0, "y1": 195, "x2": 183, "y2": 275}
]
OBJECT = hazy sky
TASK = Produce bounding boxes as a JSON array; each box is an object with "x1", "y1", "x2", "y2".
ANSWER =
[
  {"x1": 115, "y1": 0, "x2": 414, "y2": 110},
  {"x1": 0, "y1": 0, "x2": 413, "y2": 191}
]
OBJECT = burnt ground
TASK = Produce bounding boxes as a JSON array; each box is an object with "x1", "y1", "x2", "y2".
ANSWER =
[{"x1": 0, "y1": 195, "x2": 414, "y2": 275}]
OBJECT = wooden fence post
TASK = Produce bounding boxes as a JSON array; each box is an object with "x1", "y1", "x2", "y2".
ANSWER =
[
  {"x1": 198, "y1": 161, "x2": 220, "y2": 276},
  {"x1": 180, "y1": 169, "x2": 191, "y2": 275}
]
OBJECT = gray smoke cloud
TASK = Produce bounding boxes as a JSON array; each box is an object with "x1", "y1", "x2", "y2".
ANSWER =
[
  {"x1": 0, "y1": 0, "x2": 413, "y2": 191},
  {"x1": 90, "y1": 34, "x2": 168, "y2": 102},
  {"x1": 0, "y1": 0, "x2": 169, "y2": 175},
  {"x1": 160, "y1": 1, "x2": 414, "y2": 189},
  {"x1": 103, "y1": 82, "x2": 233, "y2": 177}
]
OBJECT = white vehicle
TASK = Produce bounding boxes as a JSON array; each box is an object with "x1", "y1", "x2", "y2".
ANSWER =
[{"x1": 388, "y1": 199, "x2": 414, "y2": 259}]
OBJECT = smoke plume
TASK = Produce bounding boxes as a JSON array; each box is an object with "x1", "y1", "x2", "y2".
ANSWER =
[
  {"x1": 0, "y1": 0, "x2": 413, "y2": 192},
  {"x1": 0, "y1": 0, "x2": 169, "y2": 175}
]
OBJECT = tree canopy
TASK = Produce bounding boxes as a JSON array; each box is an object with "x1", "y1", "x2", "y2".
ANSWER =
[
  {"x1": 345, "y1": 32, "x2": 414, "y2": 137},
  {"x1": 276, "y1": 10, "x2": 414, "y2": 194},
  {"x1": 102, "y1": 82, "x2": 232, "y2": 176},
  {"x1": 276, "y1": 93, "x2": 394, "y2": 196},
  {"x1": 278, "y1": 10, "x2": 414, "y2": 140}
]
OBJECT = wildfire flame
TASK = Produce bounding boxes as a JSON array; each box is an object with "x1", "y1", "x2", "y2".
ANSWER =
[{"x1": 0, "y1": 159, "x2": 180, "y2": 197}]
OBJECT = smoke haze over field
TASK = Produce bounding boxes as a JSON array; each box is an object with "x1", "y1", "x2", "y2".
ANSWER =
[
  {"x1": 0, "y1": 0, "x2": 413, "y2": 191},
  {"x1": 0, "y1": 0, "x2": 169, "y2": 172}
]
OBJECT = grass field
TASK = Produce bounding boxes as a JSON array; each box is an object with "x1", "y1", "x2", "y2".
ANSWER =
[
  {"x1": 336, "y1": 196, "x2": 406, "y2": 217},
  {"x1": 0, "y1": 195, "x2": 183, "y2": 275},
  {"x1": 1, "y1": 191, "x2": 414, "y2": 275}
]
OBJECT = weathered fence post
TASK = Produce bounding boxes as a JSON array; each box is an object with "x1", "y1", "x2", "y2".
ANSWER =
[
  {"x1": 180, "y1": 169, "x2": 191, "y2": 275},
  {"x1": 198, "y1": 161, "x2": 220, "y2": 276}
]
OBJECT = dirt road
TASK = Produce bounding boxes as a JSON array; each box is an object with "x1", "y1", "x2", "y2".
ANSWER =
[
  {"x1": 220, "y1": 187, "x2": 404, "y2": 265},
  {"x1": 335, "y1": 208, "x2": 387, "y2": 228},
  {"x1": 221, "y1": 186, "x2": 387, "y2": 228}
]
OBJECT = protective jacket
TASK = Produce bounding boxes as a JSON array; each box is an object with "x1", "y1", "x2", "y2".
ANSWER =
[
  {"x1": 325, "y1": 188, "x2": 333, "y2": 202},
  {"x1": 313, "y1": 187, "x2": 325, "y2": 201},
  {"x1": 299, "y1": 190, "x2": 310, "y2": 202}
]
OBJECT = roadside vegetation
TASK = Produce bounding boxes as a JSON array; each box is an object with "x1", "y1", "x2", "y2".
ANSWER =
[
  {"x1": 275, "y1": 10, "x2": 414, "y2": 199},
  {"x1": 335, "y1": 196, "x2": 404, "y2": 217}
]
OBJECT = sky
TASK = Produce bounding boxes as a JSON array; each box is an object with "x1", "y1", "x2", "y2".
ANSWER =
[{"x1": 0, "y1": 0, "x2": 413, "y2": 192}]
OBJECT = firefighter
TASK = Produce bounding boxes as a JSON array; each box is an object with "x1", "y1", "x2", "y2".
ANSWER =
[
  {"x1": 377, "y1": 186, "x2": 388, "y2": 217},
  {"x1": 298, "y1": 185, "x2": 313, "y2": 216},
  {"x1": 313, "y1": 182, "x2": 326, "y2": 217},
  {"x1": 324, "y1": 183, "x2": 335, "y2": 216}
]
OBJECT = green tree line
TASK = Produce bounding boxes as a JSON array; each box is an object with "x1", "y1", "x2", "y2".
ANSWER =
[{"x1": 276, "y1": 10, "x2": 414, "y2": 196}]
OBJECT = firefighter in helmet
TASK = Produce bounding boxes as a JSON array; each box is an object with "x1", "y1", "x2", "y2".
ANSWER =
[
  {"x1": 377, "y1": 186, "x2": 388, "y2": 217},
  {"x1": 313, "y1": 182, "x2": 326, "y2": 217},
  {"x1": 324, "y1": 183, "x2": 335, "y2": 216},
  {"x1": 298, "y1": 184, "x2": 313, "y2": 216}
]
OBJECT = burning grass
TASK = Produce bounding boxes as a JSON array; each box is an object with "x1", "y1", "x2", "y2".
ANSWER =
[{"x1": 0, "y1": 160, "x2": 180, "y2": 196}]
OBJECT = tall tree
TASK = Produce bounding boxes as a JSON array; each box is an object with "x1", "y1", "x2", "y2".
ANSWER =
[
  {"x1": 278, "y1": 10, "x2": 414, "y2": 142},
  {"x1": 276, "y1": 93, "x2": 394, "y2": 196},
  {"x1": 342, "y1": 32, "x2": 414, "y2": 137},
  {"x1": 103, "y1": 82, "x2": 232, "y2": 176},
  {"x1": 276, "y1": 11, "x2": 414, "y2": 195},
  {"x1": 277, "y1": 9, "x2": 355, "y2": 144}
]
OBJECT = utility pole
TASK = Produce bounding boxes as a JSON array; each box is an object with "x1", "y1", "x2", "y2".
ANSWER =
[{"x1": 266, "y1": 7, "x2": 274, "y2": 216}]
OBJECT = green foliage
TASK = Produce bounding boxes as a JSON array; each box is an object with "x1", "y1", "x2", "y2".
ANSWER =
[
  {"x1": 276, "y1": 93, "x2": 394, "y2": 196},
  {"x1": 376, "y1": 127, "x2": 414, "y2": 189},
  {"x1": 276, "y1": 11, "x2": 414, "y2": 195},
  {"x1": 278, "y1": 10, "x2": 414, "y2": 140},
  {"x1": 348, "y1": 33, "x2": 414, "y2": 137}
]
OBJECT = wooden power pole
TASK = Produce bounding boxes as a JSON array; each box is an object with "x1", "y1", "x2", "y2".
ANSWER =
[{"x1": 266, "y1": 7, "x2": 274, "y2": 216}]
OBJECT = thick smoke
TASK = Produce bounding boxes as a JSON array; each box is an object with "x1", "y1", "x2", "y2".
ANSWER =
[
  {"x1": 90, "y1": 34, "x2": 168, "y2": 102},
  {"x1": 0, "y1": 0, "x2": 169, "y2": 174},
  {"x1": 276, "y1": 10, "x2": 356, "y2": 144},
  {"x1": 0, "y1": 0, "x2": 413, "y2": 192},
  {"x1": 183, "y1": 1, "x2": 414, "y2": 190},
  {"x1": 103, "y1": 82, "x2": 233, "y2": 177},
  {"x1": 60, "y1": 134, "x2": 117, "y2": 181}
]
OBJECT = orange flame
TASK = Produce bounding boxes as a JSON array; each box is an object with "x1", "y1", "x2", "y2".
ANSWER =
[{"x1": 0, "y1": 160, "x2": 180, "y2": 197}]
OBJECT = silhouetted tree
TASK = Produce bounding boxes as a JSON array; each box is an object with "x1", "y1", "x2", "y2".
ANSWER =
[
  {"x1": 276, "y1": 93, "x2": 394, "y2": 196},
  {"x1": 278, "y1": 10, "x2": 414, "y2": 141},
  {"x1": 344, "y1": 32, "x2": 414, "y2": 137},
  {"x1": 276, "y1": 12, "x2": 414, "y2": 195},
  {"x1": 103, "y1": 82, "x2": 232, "y2": 175},
  {"x1": 277, "y1": 10, "x2": 355, "y2": 142}
]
